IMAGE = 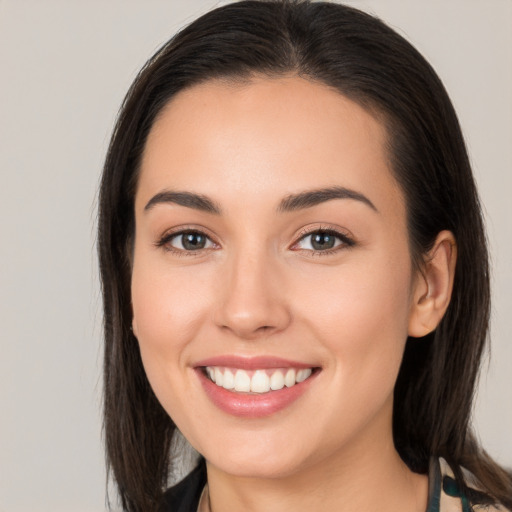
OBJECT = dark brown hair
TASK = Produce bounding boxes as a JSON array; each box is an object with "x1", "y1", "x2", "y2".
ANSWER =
[{"x1": 98, "y1": 1, "x2": 512, "y2": 510}]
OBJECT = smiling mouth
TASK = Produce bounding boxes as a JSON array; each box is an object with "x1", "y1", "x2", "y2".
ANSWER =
[{"x1": 203, "y1": 366, "x2": 317, "y2": 394}]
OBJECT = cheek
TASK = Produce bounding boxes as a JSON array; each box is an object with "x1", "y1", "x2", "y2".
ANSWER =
[
  {"x1": 301, "y1": 253, "x2": 411, "y2": 322},
  {"x1": 130, "y1": 257, "x2": 215, "y2": 404},
  {"x1": 294, "y1": 251, "x2": 413, "y2": 386},
  {"x1": 132, "y1": 261, "x2": 210, "y2": 345},
  {"x1": 130, "y1": 262, "x2": 216, "y2": 431}
]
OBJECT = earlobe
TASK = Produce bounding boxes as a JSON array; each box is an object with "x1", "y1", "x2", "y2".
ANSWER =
[
  {"x1": 132, "y1": 318, "x2": 139, "y2": 338},
  {"x1": 408, "y1": 230, "x2": 457, "y2": 338}
]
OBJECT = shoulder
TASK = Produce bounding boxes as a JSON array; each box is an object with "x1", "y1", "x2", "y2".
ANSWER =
[
  {"x1": 160, "y1": 459, "x2": 207, "y2": 512},
  {"x1": 428, "y1": 457, "x2": 511, "y2": 512}
]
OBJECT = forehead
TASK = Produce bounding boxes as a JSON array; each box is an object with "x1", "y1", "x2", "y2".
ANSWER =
[{"x1": 137, "y1": 76, "x2": 404, "y2": 217}]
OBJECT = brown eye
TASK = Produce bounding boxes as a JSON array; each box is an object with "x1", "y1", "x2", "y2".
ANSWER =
[
  {"x1": 310, "y1": 232, "x2": 337, "y2": 250},
  {"x1": 180, "y1": 232, "x2": 208, "y2": 250},
  {"x1": 162, "y1": 230, "x2": 215, "y2": 252},
  {"x1": 294, "y1": 229, "x2": 354, "y2": 253}
]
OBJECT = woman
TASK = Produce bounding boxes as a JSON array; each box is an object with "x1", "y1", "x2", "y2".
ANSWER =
[{"x1": 98, "y1": 1, "x2": 512, "y2": 511}]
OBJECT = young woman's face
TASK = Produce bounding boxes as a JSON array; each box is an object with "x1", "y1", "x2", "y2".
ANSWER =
[{"x1": 132, "y1": 76, "x2": 420, "y2": 478}]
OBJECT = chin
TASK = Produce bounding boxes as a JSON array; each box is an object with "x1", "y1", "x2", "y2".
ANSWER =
[
  {"x1": 208, "y1": 452, "x2": 307, "y2": 480},
  {"x1": 197, "y1": 428, "x2": 322, "y2": 479}
]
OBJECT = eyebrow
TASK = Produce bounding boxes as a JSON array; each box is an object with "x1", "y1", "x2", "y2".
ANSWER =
[
  {"x1": 277, "y1": 186, "x2": 378, "y2": 213},
  {"x1": 144, "y1": 185, "x2": 377, "y2": 215},
  {"x1": 144, "y1": 191, "x2": 221, "y2": 214}
]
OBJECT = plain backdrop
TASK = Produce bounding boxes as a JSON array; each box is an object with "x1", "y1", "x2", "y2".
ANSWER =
[{"x1": 0, "y1": 1, "x2": 510, "y2": 511}]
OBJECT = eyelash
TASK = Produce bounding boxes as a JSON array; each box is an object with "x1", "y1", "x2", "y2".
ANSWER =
[
  {"x1": 156, "y1": 226, "x2": 355, "y2": 257},
  {"x1": 292, "y1": 226, "x2": 355, "y2": 255},
  {"x1": 155, "y1": 227, "x2": 218, "y2": 257}
]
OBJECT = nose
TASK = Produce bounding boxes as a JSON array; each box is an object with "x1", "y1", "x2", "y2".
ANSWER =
[{"x1": 213, "y1": 248, "x2": 292, "y2": 340}]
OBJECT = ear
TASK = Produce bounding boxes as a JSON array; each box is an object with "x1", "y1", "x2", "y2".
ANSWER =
[{"x1": 408, "y1": 230, "x2": 457, "y2": 338}]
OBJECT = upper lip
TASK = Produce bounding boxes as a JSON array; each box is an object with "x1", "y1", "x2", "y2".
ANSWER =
[{"x1": 194, "y1": 355, "x2": 317, "y2": 370}]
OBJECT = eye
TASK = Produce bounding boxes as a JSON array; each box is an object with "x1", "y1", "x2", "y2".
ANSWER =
[
  {"x1": 157, "y1": 230, "x2": 216, "y2": 253},
  {"x1": 292, "y1": 229, "x2": 354, "y2": 253}
]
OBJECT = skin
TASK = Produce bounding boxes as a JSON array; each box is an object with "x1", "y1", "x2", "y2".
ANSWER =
[{"x1": 131, "y1": 76, "x2": 456, "y2": 512}]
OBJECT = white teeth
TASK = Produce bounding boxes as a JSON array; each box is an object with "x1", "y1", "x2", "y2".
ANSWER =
[
  {"x1": 270, "y1": 370, "x2": 285, "y2": 390},
  {"x1": 251, "y1": 370, "x2": 270, "y2": 393},
  {"x1": 222, "y1": 369, "x2": 235, "y2": 390},
  {"x1": 296, "y1": 368, "x2": 312, "y2": 382},
  {"x1": 214, "y1": 367, "x2": 223, "y2": 387},
  {"x1": 206, "y1": 367, "x2": 314, "y2": 394},
  {"x1": 284, "y1": 369, "x2": 296, "y2": 387},
  {"x1": 234, "y1": 369, "x2": 251, "y2": 392}
]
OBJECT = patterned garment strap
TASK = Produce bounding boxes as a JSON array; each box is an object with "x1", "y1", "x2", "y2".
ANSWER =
[{"x1": 426, "y1": 457, "x2": 508, "y2": 512}]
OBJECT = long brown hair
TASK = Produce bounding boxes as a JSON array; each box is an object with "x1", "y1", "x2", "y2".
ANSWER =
[{"x1": 98, "y1": 1, "x2": 512, "y2": 510}]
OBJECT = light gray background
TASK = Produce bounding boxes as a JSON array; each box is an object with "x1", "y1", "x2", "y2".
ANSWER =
[{"x1": 0, "y1": 1, "x2": 510, "y2": 511}]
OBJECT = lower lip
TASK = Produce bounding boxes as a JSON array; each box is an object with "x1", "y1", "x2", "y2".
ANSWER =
[{"x1": 196, "y1": 369, "x2": 318, "y2": 418}]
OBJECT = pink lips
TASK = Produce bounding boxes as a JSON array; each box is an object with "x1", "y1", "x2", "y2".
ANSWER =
[
  {"x1": 195, "y1": 355, "x2": 314, "y2": 370},
  {"x1": 194, "y1": 355, "x2": 319, "y2": 418}
]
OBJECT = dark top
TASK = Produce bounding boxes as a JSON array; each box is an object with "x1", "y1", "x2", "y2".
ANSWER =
[
  {"x1": 160, "y1": 457, "x2": 507, "y2": 512},
  {"x1": 160, "y1": 459, "x2": 206, "y2": 512}
]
